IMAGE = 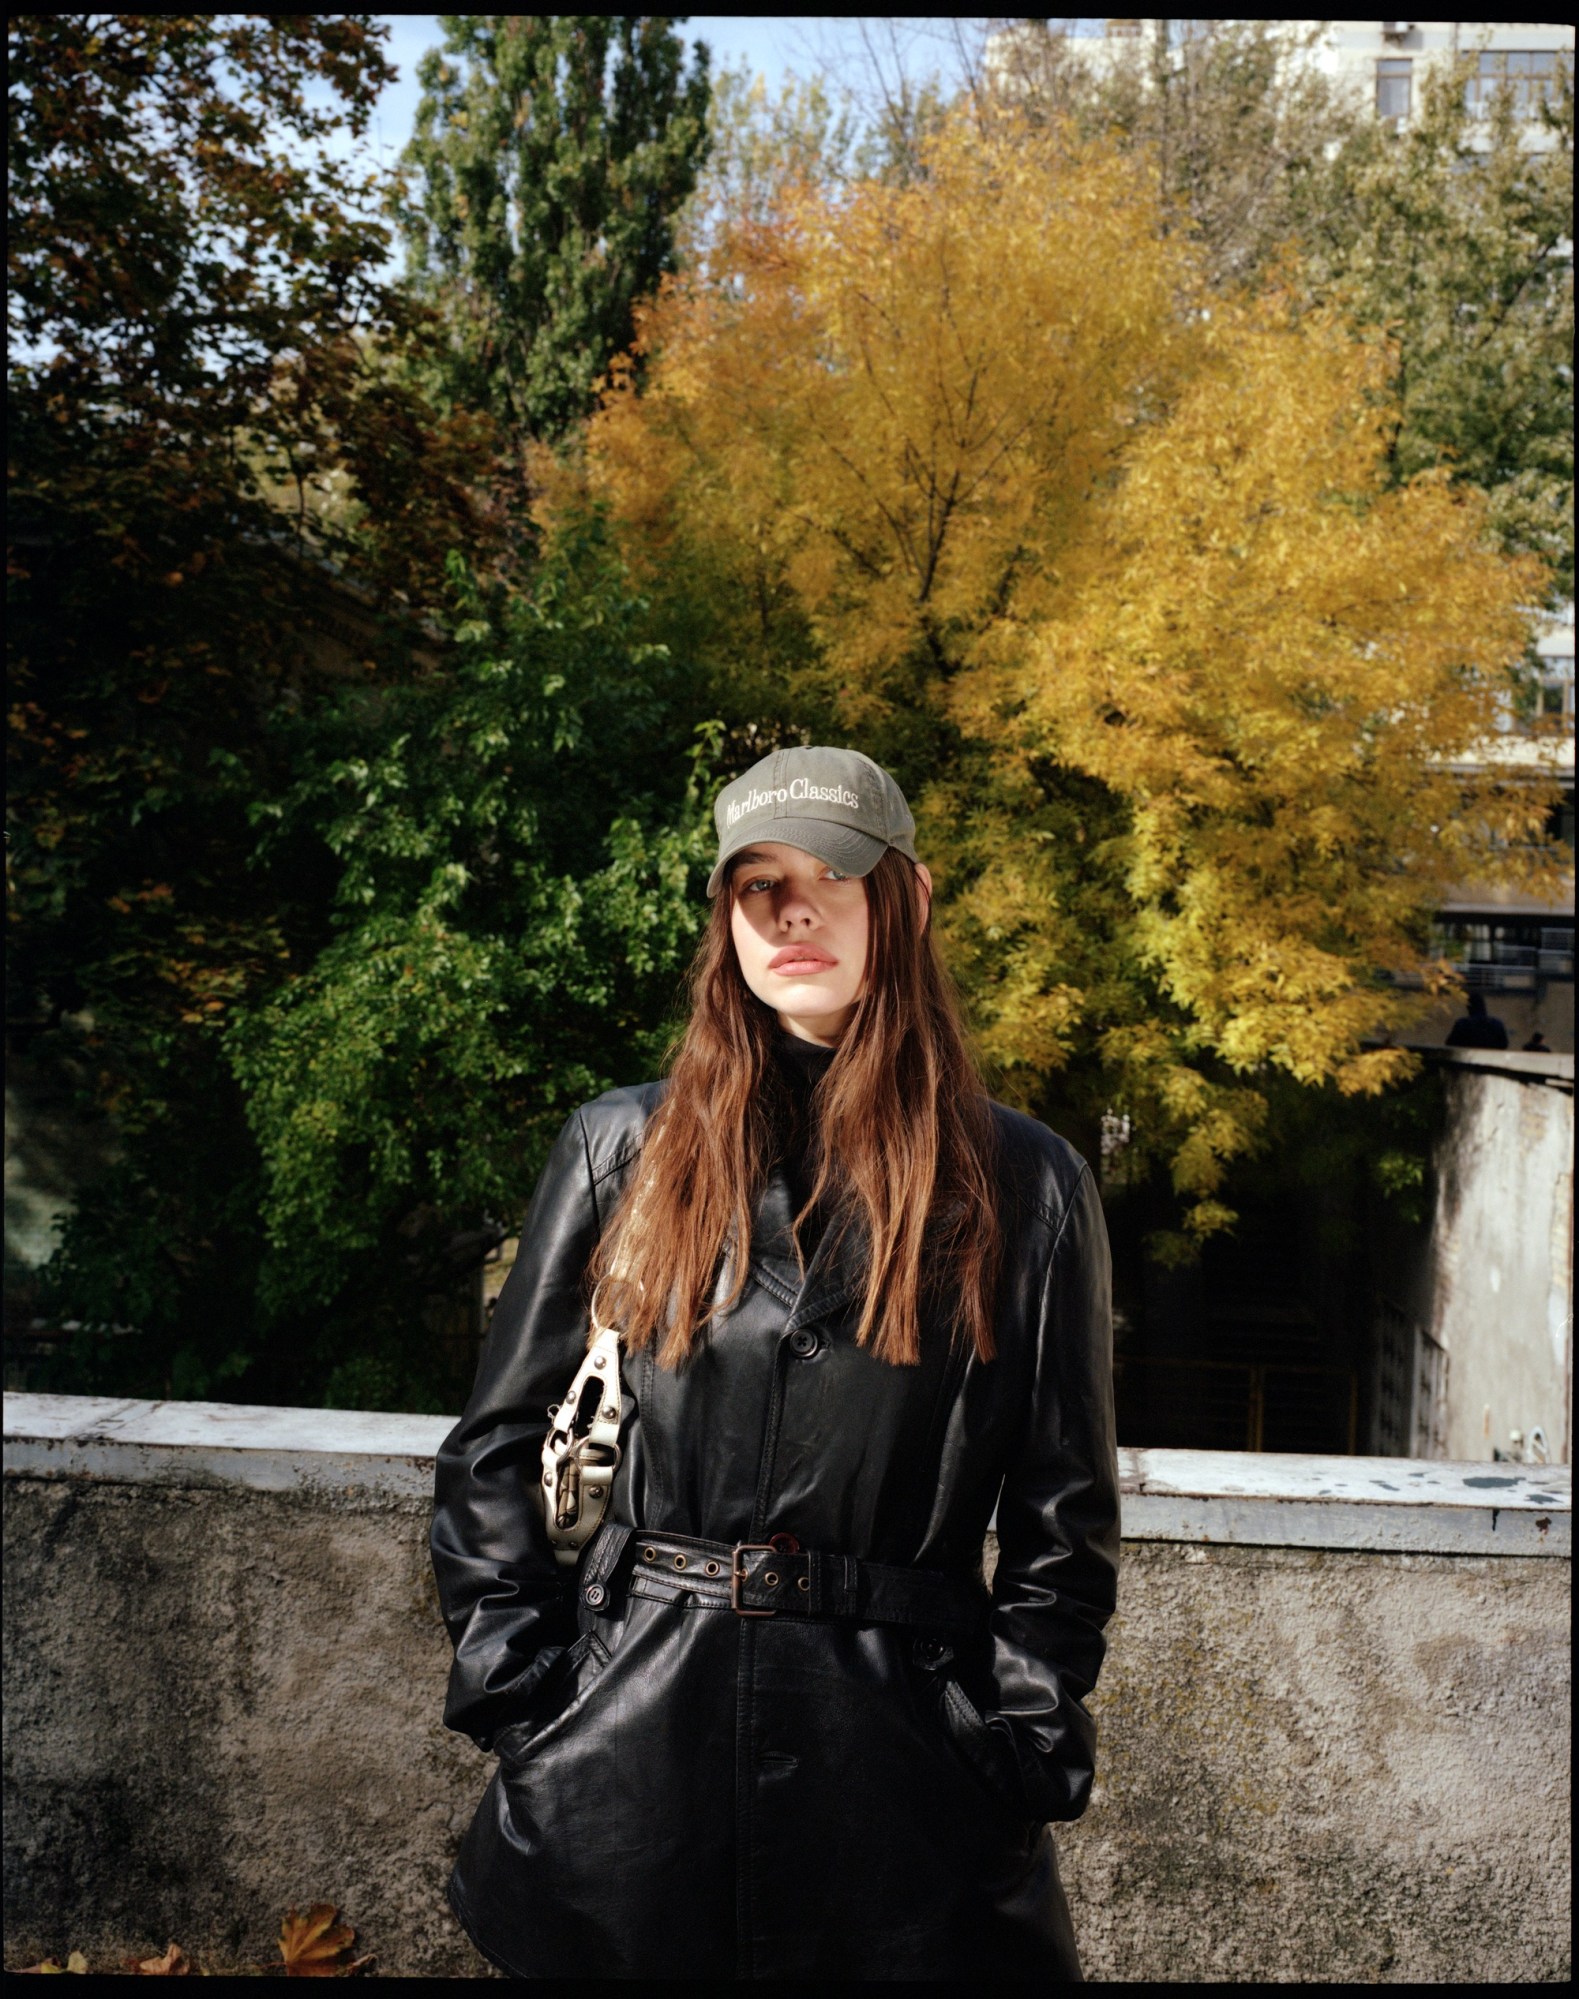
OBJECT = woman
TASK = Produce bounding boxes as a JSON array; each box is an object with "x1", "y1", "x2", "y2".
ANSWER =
[{"x1": 431, "y1": 745, "x2": 1119, "y2": 1982}]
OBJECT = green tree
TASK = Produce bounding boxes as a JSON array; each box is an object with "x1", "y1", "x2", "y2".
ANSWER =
[
  {"x1": 1301, "y1": 50, "x2": 1574, "y2": 602},
  {"x1": 32, "y1": 524, "x2": 717, "y2": 1409},
  {"x1": 7, "y1": 14, "x2": 488, "y2": 1401},
  {"x1": 396, "y1": 15, "x2": 711, "y2": 438},
  {"x1": 221, "y1": 537, "x2": 717, "y2": 1407}
]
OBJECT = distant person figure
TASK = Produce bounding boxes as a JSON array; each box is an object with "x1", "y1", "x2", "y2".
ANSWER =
[
  {"x1": 1445, "y1": 990, "x2": 1509, "y2": 1049},
  {"x1": 1523, "y1": 1029, "x2": 1552, "y2": 1053}
]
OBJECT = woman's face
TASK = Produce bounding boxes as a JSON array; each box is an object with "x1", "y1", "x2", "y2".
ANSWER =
[{"x1": 727, "y1": 841, "x2": 930, "y2": 1047}]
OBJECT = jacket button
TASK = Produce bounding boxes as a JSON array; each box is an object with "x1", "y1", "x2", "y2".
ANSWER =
[
  {"x1": 788, "y1": 1329, "x2": 820, "y2": 1359},
  {"x1": 584, "y1": 1583, "x2": 606, "y2": 1609}
]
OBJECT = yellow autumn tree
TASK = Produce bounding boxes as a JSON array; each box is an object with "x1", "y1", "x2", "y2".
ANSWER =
[{"x1": 538, "y1": 112, "x2": 1562, "y2": 1243}]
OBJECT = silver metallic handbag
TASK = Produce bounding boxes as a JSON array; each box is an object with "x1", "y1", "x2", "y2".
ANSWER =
[{"x1": 541, "y1": 1281, "x2": 625, "y2": 1567}]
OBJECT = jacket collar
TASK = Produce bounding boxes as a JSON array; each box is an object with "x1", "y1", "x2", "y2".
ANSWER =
[{"x1": 748, "y1": 1160, "x2": 866, "y2": 1331}]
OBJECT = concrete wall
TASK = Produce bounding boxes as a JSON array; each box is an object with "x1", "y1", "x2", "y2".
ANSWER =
[
  {"x1": 3, "y1": 1396, "x2": 1571, "y2": 1983},
  {"x1": 1387, "y1": 1052, "x2": 1574, "y2": 1465},
  {"x1": 1436, "y1": 1057, "x2": 1573, "y2": 1462}
]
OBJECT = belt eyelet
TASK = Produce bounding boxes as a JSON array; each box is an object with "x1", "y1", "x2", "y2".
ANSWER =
[
  {"x1": 764, "y1": 1571, "x2": 779, "y2": 1587},
  {"x1": 796, "y1": 1576, "x2": 810, "y2": 1592},
  {"x1": 642, "y1": 1546, "x2": 657, "y2": 1562},
  {"x1": 673, "y1": 1554, "x2": 688, "y2": 1570},
  {"x1": 704, "y1": 1560, "x2": 721, "y2": 1576}
]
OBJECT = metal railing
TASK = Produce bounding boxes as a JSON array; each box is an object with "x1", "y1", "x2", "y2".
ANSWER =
[
  {"x1": 1115, "y1": 1355, "x2": 1359, "y2": 1455},
  {"x1": 1457, "y1": 934, "x2": 1575, "y2": 989}
]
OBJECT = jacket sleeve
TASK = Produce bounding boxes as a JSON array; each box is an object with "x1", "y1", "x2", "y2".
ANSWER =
[
  {"x1": 430, "y1": 1107, "x2": 604, "y2": 1751},
  {"x1": 984, "y1": 1159, "x2": 1120, "y2": 1822}
]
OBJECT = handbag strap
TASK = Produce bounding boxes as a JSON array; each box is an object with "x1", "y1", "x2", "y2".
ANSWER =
[{"x1": 542, "y1": 1321, "x2": 624, "y2": 1566}]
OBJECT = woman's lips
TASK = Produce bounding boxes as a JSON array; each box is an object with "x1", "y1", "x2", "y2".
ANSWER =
[{"x1": 768, "y1": 947, "x2": 837, "y2": 973}]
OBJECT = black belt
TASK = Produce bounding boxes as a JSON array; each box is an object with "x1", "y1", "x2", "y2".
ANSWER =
[{"x1": 575, "y1": 1522, "x2": 987, "y2": 1637}]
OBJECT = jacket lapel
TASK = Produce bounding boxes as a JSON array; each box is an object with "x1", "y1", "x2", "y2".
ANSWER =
[
  {"x1": 745, "y1": 1161, "x2": 865, "y2": 1327},
  {"x1": 784, "y1": 1210, "x2": 865, "y2": 1332},
  {"x1": 744, "y1": 1161, "x2": 804, "y2": 1305}
]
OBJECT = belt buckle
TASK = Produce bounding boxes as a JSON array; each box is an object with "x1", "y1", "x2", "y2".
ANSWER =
[{"x1": 730, "y1": 1542, "x2": 778, "y2": 1618}]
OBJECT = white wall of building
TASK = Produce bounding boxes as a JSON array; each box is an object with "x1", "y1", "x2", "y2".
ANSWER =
[
  {"x1": 1317, "y1": 19, "x2": 1574, "y2": 139},
  {"x1": 987, "y1": 19, "x2": 1575, "y2": 148}
]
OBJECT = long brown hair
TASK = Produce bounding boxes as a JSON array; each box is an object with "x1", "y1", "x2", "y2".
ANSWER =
[{"x1": 588, "y1": 848, "x2": 1001, "y2": 1368}]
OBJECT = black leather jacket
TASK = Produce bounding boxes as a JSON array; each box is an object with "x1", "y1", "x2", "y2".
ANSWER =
[{"x1": 431, "y1": 1078, "x2": 1119, "y2": 1982}]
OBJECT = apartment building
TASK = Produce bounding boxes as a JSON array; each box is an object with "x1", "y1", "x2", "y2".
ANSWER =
[
  {"x1": 1427, "y1": 600, "x2": 1575, "y2": 1056},
  {"x1": 989, "y1": 19, "x2": 1574, "y2": 144},
  {"x1": 1319, "y1": 18, "x2": 1574, "y2": 137}
]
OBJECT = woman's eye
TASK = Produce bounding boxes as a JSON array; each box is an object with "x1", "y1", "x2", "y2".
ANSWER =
[{"x1": 737, "y1": 870, "x2": 849, "y2": 891}]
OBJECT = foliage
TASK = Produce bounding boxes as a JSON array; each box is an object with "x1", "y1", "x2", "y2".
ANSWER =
[
  {"x1": 984, "y1": 19, "x2": 1366, "y2": 292},
  {"x1": 1298, "y1": 49, "x2": 1574, "y2": 601},
  {"x1": 396, "y1": 15, "x2": 711, "y2": 439},
  {"x1": 10, "y1": 16, "x2": 712, "y2": 1408},
  {"x1": 11, "y1": 15, "x2": 1570, "y2": 1411},
  {"x1": 226, "y1": 539, "x2": 717, "y2": 1344},
  {"x1": 986, "y1": 22, "x2": 1574, "y2": 603},
  {"x1": 6, "y1": 13, "x2": 483, "y2": 1404},
  {"x1": 544, "y1": 113, "x2": 1561, "y2": 1243},
  {"x1": 6, "y1": 7, "x2": 490, "y2": 1085},
  {"x1": 680, "y1": 56, "x2": 960, "y2": 282},
  {"x1": 7, "y1": 10, "x2": 391, "y2": 1041},
  {"x1": 31, "y1": 528, "x2": 717, "y2": 1408},
  {"x1": 680, "y1": 62, "x2": 864, "y2": 257}
]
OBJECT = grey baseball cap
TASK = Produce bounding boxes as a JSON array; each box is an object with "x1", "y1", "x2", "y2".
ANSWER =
[{"x1": 707, "y1": 746, "x2": 918, "y2": 898}]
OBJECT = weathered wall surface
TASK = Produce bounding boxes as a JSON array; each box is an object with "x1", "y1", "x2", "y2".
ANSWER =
[
  {"x1": 1060, "y1": 1541, "x2": 1570, "y2": 1983},
  {"x1": 1427, "y1": 1059, "x2": 1573, "y2": 1463},
  {"x1": 3, "y1": 1480, "x2": 487, "y2": 1978},
  {"x1": 3, "y1": 1400, "x2": 1571, "y2": 1982}
]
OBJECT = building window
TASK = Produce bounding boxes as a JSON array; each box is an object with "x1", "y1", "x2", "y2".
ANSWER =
[
  {"x1": 1465, "y1": 50, "x2": 1574, "y2": 119},
  {"x1": 1538, "y1": 655, "x2": 1574, "y2": 720},
  {"x1": 1376, "y1": 57, "x2": 1413, "y2": 122}
]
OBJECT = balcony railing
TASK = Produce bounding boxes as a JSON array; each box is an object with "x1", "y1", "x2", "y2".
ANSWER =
[{"x1": 1457, "y1": 937, "x2": 1576, "y2": 988}]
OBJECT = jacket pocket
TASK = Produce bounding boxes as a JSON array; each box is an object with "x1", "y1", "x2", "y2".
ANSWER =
[
  {"x1": 494, "y1": 1629, "x2": 611, "y2": 1766},
  {"x1": 913, "y1": 1638, "x2": 1025, "y2": 1816}
]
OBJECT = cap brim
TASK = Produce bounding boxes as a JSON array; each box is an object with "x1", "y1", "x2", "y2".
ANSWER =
[{"x1": 706, "y1": 821, "x2": 888, "y2": 898}]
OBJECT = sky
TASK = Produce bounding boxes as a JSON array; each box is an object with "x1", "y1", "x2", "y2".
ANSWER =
[
  {"x1": 362, "y1": 16, "x2": 992, "y2": 171},
  {"x1": 336, "y1": 16, "x2": 999, "y2": 281}
]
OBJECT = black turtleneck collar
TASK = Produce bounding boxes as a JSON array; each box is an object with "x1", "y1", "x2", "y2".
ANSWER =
[
  {"x1": 769, "y1": 1028, "x2": 836, "y2": 1254},
  {"x1": 772, "y1": 1026, "x2": 838, "y2": 1089}
]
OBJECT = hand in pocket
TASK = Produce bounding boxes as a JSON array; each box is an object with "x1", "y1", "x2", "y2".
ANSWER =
[{"x1": 494, "y1": 1633, "x2": 597, "y2": 1762}]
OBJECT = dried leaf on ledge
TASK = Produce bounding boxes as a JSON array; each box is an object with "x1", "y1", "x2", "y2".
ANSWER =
[
  {"x1": 132, "y1": 1942, "x2": 190, "y2": 1975},
  {"x1": 279, "y1": 1904, "x2": 358, "y2": 1977}
]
